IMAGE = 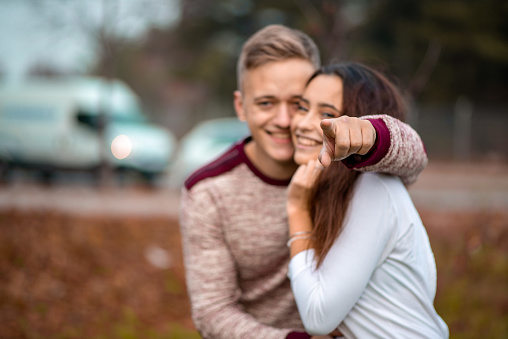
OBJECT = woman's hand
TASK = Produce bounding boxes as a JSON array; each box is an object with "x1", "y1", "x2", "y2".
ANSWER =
[
  {"x1": 287, "y1": 159, "x2": 323, "y2": 214},
  {"x1": 319, "y1": 116, "x2": 376, "y2": 167}
]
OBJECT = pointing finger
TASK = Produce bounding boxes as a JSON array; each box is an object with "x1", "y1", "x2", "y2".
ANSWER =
[
  {"x1": 319, "y1": 119, "x2": 336, "y2": 167},
  {"x1": 320, "y1": 119, "x2": 336, "y2": 139}
]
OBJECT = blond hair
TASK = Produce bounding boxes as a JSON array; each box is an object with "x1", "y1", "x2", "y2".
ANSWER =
[{"x1": 237, "y1": 25, "x2": 320, "y2": 91}]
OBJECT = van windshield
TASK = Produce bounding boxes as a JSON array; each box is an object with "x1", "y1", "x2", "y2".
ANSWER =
[{"x1": 77, "y1": 110, "x2": 147, "y2": 130}]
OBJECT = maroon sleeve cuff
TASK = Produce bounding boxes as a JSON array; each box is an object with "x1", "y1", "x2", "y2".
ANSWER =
[
  {"x1": 286, "y1": 332, "x2": 311, "y2": 339},
  {"x1": 343, "y1": 118, "x2": 391, "y2": 169}
]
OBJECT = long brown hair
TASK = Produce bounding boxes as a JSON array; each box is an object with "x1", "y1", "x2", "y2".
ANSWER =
[{"x1": 308, "y1": 62, "x2": 407, "y2": 267}]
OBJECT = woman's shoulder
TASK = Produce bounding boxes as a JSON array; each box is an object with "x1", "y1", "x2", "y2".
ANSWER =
[
  {"x1": 356, "y1": 172, "x2": 416, "y2": 218},
  {"x1": 357, "y1": 172, "x2": 404, "y2": 191},
  {"x1": 355, "y1": 172, "x2": 410, "y2": 205}
]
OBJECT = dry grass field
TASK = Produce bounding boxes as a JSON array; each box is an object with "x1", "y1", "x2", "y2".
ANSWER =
[
  {"x1": 0, "y1": 162, "x2": 507, "y2": 338},
  {"x1": 1, "y1": 209, "x2": 507, "y2": 339}
]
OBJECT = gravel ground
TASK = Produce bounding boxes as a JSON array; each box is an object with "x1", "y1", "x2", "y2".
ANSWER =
[
  {"x1": 0, "y1": 183, "x2": 181, "y2": 217},
  {"x1": 407, "y1": 161, "x2": 508, "y2": 211},
  {"x1": 1, "y1": 161, "x2": 507, "y2": 216}
]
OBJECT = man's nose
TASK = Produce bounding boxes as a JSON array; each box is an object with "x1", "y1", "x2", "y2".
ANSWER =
[{"x1": 273, "y1": 104, "x2": 292, "y2": 128}]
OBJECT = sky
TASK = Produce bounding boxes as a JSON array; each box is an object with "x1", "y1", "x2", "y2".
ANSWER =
[{"x1": 0, "y1": 0, "x2": 180, "y2": 85}]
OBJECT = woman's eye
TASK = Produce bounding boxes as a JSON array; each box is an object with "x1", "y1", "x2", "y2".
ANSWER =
[{"x1": 321, "y1": 112, "x2": 336, "y2": 119}]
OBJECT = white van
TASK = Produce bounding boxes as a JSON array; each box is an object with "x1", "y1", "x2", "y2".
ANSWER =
[{"x1": 0, "y1": 76, "x2": 176, "y2": 181}]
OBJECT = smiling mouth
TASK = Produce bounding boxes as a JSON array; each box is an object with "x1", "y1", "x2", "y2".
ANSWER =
[
  {"x1": 296, "y1": 135, "x2": 321, "y2": 147},
  {"x1": 267, "y1": 131, "x2": 292, "y2": 142}
]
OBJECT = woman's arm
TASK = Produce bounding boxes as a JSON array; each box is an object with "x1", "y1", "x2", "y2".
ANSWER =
[
  {"x1": 287, "y1": 174, "x2": 398, "y2": 335},
  {"x1": 320, "y1": 115, "x2": 428, "y2": 185},
  {"x1": 344, "y1": 115, "x2": 428, "y2": 185},
  {"x1": 286, "y1": 160, "x2": 324, "y2": 257}
]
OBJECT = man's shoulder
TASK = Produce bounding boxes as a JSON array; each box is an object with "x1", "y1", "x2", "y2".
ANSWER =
[{"x1": 184, "y1": 140, "x2": 247, "y2": 190}]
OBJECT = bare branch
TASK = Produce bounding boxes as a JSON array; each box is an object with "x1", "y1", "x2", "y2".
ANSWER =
[
  {"x1": 409, "y1": 39, "x2": 441, "y2": 98},
  {"x1": 291, "y1": 0, "x2": 325, "y2": 32}
]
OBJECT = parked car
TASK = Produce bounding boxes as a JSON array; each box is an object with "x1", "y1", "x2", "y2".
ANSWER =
[
  {"x1": 0, "y1": 77, "x2": 176, "y2": 182},
  {"x1": 168, "y1": 117, "x2": 250, "y2": 188}
]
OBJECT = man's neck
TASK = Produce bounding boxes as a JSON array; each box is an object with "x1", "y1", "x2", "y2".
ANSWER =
[{"x1": 244, "y1": 141, "x2": 298, "y2": 181}]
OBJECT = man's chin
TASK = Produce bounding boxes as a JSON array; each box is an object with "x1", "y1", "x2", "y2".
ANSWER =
[{"x1": 272, "y1": 153, "x2": 297, "y2": 165}]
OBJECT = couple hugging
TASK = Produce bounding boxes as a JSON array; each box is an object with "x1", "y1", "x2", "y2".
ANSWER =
[{"x1": 180, "y1": 24, "x2": 448, "y2": 339}]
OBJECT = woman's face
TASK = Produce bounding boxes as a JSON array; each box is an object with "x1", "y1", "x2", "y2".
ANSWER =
[{"x1": 291, "y1": 74, "x2": 344, "y2": 165}]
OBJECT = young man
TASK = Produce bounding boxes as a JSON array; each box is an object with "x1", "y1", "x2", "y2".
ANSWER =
[{"x1": 180, "y1": 25, "x2": 428, "y2": 339}]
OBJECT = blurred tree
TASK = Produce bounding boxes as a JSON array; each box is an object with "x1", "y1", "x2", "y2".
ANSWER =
[
  {"x1": 26, "y1": 0, "x2": 177, "y2": 79},
  {"x1": 81, "y1": 0, "x2": 507, "y2": 139},
  {"x1": 25, "y1": 0, "x2": 178, "y2": 185},
  {"x1": 349, "y1": 0, "x2": 508, "y2": 102},
  {"x1": 129, "y1": 0, "x2": 363, "y2": 128}
]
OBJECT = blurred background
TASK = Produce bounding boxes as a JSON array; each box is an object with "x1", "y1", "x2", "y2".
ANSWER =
[{"x1": 0, "y1": 0, "x2": 507, "y2": 338}]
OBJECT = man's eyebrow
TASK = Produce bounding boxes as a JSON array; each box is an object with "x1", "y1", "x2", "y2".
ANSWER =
[{"x1": 253, "y1": 95, "x2": 276, "y2": 101}]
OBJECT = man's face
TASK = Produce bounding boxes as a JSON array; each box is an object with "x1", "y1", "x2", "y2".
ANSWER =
[{"x1": 234, "y1": 58, "x2": 315, "y2": 170}]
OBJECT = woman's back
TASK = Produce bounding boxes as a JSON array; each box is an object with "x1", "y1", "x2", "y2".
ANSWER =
[{"x1": 288, "y1": 172, "x2": 449, "y2": 338}]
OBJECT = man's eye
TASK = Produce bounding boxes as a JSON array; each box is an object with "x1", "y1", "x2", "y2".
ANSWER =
[
  {"x1": 297, "y1": 105, "x2": 308, "y2": 113},
  {"x1": 258, "y1": 101, "x2": 272, "y2": 107}
]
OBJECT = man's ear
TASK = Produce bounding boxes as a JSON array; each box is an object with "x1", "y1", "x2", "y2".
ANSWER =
[{"x1": 234, "y1": 90, "x2": 246, "y2": 121}]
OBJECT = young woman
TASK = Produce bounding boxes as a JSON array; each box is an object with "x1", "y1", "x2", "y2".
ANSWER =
[{"x1": 286, "y1": 63, "x2": 449, "y2": 338}]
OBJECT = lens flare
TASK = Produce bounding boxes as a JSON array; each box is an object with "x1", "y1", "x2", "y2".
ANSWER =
[{"x1": 111, "y1": 135, "x2": 132, "y2": 159}]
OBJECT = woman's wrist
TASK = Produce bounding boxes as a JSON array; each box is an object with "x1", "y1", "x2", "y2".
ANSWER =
[
  {"x1": 287, "y1": 203, "x2": 311, "y2": 217},
  {"x1": 288, "y1": 209, "x2": 313, "y2": 236},
  {"x1": 289, "y1": 236, "x2": 313, "y2": 258},
  {"x1": 287, "y1": 205, "x2": 314, "y2": 258}
]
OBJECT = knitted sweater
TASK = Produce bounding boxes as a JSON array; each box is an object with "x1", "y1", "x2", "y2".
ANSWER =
[{"x1": 179, "y1": 115, "x2": 428, "y2": 339}]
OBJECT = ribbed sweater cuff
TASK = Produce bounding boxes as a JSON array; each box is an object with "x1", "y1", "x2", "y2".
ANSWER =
[{"x1": 286, "y1": 332, "x2": 311, "y2": 339}]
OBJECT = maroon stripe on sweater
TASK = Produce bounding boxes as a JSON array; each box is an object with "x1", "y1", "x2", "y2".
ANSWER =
[
  {"x1": 184, "y1": 137, "x2": 291, "y2": 190},
  {"x1": 241, "y1": 145, "x2": 292, "y2": 187},
  {"x1": 343, "y1": 118, "x2": 391, "y2": 169},
  {"x1": 184, "y1": 141, "x2": 245, "y2": 190}
]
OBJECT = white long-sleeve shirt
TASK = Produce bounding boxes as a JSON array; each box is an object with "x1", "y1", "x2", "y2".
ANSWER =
[{"x1": 288, "y1": 172, "x2": 449, "y2": 339}]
